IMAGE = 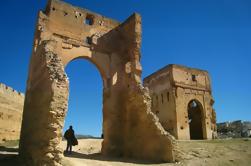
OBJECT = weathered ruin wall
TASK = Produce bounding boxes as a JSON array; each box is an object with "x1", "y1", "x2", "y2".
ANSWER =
[
  {"x1": 0, "y1": 83, "x2": 24, "y2": 142},
  {"x1": 114, "y1": 13, "x2": 179, "y2": 161},
  {"x1": 124, "y1": 85, "x2": 180, "y2": 161},
  {"x1": 19, "y1": 40, "x2": 69, "y2": 166},
  {"x1": 19, "y1": 1, "x2": 180, "y2": 165}
]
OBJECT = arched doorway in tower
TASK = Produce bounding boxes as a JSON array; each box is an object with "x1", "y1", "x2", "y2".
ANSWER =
[
  {"x1": 187, "y1": 100, "x2": 204, "y2": 140},
  {"x1": 63, "y1": 58, "x2": 103, "y2": 154}
]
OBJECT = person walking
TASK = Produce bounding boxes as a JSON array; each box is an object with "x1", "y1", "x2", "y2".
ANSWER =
[{"x1": 64, "y1": 125, "x2": 76, "y2": 154}]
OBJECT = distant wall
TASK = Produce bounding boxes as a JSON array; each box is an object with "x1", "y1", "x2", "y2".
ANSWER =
[
  {"x1": 0, "y1": 83, "x2": 24, "y2": 142},
  {"x1": 217, "y1": 120, "x2": 251, "y2": 138}
]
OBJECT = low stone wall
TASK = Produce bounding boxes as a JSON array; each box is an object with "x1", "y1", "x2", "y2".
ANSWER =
[
  {"x1": 0, "y1": 83, "x2": 24, "y2": 142},
  {"x1": 217, "y1": 121, "x2": 251, "y2": 138}
]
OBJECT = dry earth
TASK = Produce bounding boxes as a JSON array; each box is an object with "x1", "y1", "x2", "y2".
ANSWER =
[{"x1": 0, "y1": 138, "x2": 251, "y2": 166}]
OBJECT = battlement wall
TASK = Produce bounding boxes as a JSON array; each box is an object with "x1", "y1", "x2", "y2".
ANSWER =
[
  {"x1": 0, "y1": 83, "x2": 25, "y2": 101},
  {"x1": 0, "y1": 83, "x2": 24, "y2": 142}
]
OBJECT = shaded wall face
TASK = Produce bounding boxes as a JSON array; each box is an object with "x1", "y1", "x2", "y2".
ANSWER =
[{"x1": 143, "y1": 70, "x2": 177, "y2": 137}]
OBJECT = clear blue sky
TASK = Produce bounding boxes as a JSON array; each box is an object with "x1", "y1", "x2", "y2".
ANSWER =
[{"x1": 0, "y1": 0, "x2": 250, "y2": 136}]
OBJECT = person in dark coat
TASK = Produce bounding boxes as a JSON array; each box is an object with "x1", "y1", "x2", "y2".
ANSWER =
[{"x1": 64, "y1": 125, "x2": 75, "y2": 154}]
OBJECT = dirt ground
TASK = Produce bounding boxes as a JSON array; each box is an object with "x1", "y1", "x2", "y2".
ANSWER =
[{"x1": 0, "y1": 138, "x2": 251, "y2": 166}]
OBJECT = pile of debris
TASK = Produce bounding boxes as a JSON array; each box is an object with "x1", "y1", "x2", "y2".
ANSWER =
[{"x1": 217, "y1": 120, "x2": 251, "y2": 138}]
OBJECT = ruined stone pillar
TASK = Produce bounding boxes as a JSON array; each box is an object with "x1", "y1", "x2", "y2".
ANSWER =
[{"x1": 19, "y1": 40, "x2": 69, "y2": 165}]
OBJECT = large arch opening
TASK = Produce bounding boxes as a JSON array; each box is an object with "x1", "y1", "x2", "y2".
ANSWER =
[
  {"x1": 63, "y1": 58, "x2": 103, "y2": 155},
  {"x1": 187, "y1": 100, "x2": 204, "y2": 140}
]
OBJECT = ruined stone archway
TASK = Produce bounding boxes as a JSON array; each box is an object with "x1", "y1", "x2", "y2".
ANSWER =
[
  {"x1": 187, "y1": 99, "x2": 204, "y2": 140},
  {"x1": 19, "y1": 0, "x2": 179, "y2": 165}
]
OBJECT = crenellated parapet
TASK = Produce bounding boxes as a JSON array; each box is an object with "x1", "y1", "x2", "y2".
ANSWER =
[
  {"x1": 0, "y1": 83, "x2": 25, "y2": 100},
  {"x1": 0, "y1": 83, "x2": 24, "y2": 142}
]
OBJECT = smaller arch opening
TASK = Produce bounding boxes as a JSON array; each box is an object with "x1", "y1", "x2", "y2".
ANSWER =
[{"x1": 188, "y1": 100, "x2": 204, "y2": 140}]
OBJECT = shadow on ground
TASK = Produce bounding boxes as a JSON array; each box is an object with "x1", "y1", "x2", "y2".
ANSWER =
[
  {"x1": 0, "y1": 146, "x2": 18, "y2": 153},
  {"x1": 0, "y1": 147, "x2": 165, "y2": 166},
  {"x1": 0, "y1": 146, "x2": 21, "y2": 166},
  {"x1": 64, "y1": 151, "x2": 165, "y2": 165}
]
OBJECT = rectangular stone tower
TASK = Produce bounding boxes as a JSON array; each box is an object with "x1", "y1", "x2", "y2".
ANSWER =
[{"x1": 144, "y1": 64, "x2": 217, "y2": 140}]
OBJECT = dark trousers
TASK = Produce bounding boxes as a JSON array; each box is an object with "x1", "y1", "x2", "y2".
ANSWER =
[{"x1": 66, "y1": 140, "x2": 72, "y2": 153}]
